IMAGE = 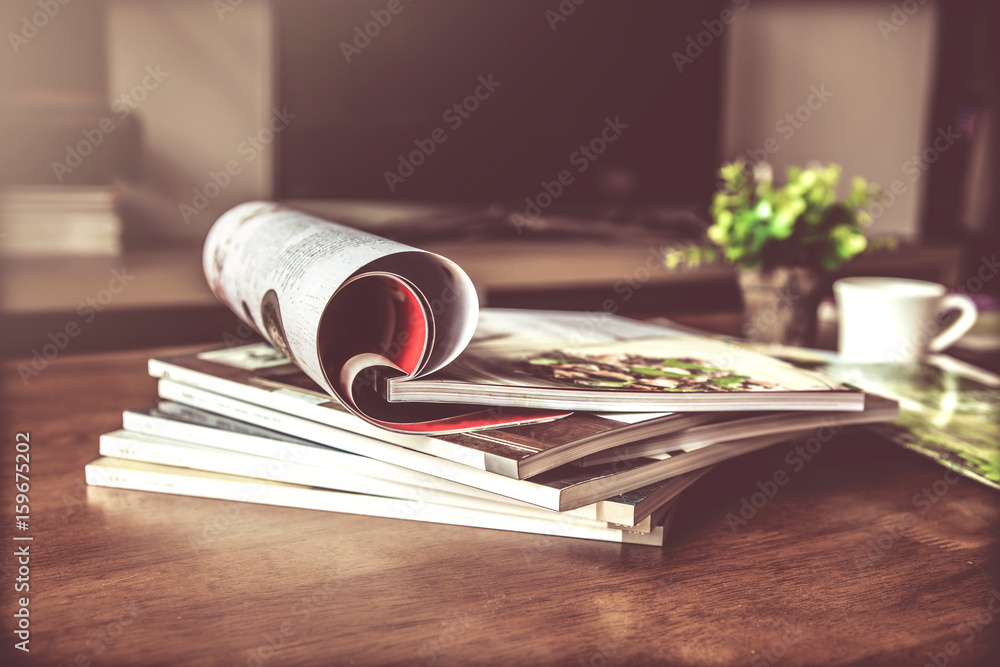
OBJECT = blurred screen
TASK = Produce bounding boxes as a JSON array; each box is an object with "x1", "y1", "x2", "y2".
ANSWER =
[{"x1": 275, "y1": 0, "x2": 724, "y2": 210}]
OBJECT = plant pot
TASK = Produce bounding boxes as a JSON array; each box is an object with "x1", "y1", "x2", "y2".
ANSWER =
[{"x1": 738, "y1": 266, "x2": 827, "y2": 347}]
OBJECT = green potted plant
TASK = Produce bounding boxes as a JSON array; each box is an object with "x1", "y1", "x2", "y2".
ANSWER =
[{"x1": 668, "y1": 160, "x2": 886, "y2": 346}]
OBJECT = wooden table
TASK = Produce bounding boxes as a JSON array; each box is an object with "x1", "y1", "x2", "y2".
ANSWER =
[{"x1": 2, "y1": 347, "x2": 998, "y2": 666}]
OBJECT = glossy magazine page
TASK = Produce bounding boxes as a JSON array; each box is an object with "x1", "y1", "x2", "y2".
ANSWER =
[
  {"x1": 388, "y1": 318, "x2": 864, "y2": 412},
  {"x1": 741, "y1": 343, "x2": 1000, "y2": 491}
]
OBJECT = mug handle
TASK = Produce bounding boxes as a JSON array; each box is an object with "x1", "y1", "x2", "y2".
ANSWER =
[{"x1": 928, "y1": 294, "x2": 978, "y2": 352}]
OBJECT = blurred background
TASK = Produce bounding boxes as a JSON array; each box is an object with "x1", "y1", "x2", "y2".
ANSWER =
[{"x1": 1, "y1": 0, "x2": 998, "y2": 358}]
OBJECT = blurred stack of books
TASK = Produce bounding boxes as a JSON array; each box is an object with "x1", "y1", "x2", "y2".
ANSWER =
[
  {"x1": 0, "y1": 185, "x2": 120, "y2": 256},
  {"x1": 0, "y1": 95, "x2": 140, "y2": 257}
]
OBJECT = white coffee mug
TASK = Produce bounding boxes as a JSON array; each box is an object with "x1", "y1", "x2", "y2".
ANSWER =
[{"x1": 833, "y1": 277, "x2": 977, "y2": 363}]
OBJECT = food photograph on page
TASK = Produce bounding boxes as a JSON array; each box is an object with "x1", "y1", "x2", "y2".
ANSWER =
[{"x1": 3, "y1": 0, "x2": 999, "y2": 665}]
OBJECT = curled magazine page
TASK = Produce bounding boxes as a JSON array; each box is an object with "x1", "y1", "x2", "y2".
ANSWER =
[{"x1": 203, "y1": 202, "x2": 561, "y2": 433}]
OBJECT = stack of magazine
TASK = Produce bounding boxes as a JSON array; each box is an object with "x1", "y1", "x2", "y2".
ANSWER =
[{"x1": 87, "y1": 202, "x2": 901, "y2": 546}]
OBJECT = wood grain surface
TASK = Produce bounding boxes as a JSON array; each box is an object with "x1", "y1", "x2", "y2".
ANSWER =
[{"x1": 2, "y1": 347, "x2": 998, "y2": 666}]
